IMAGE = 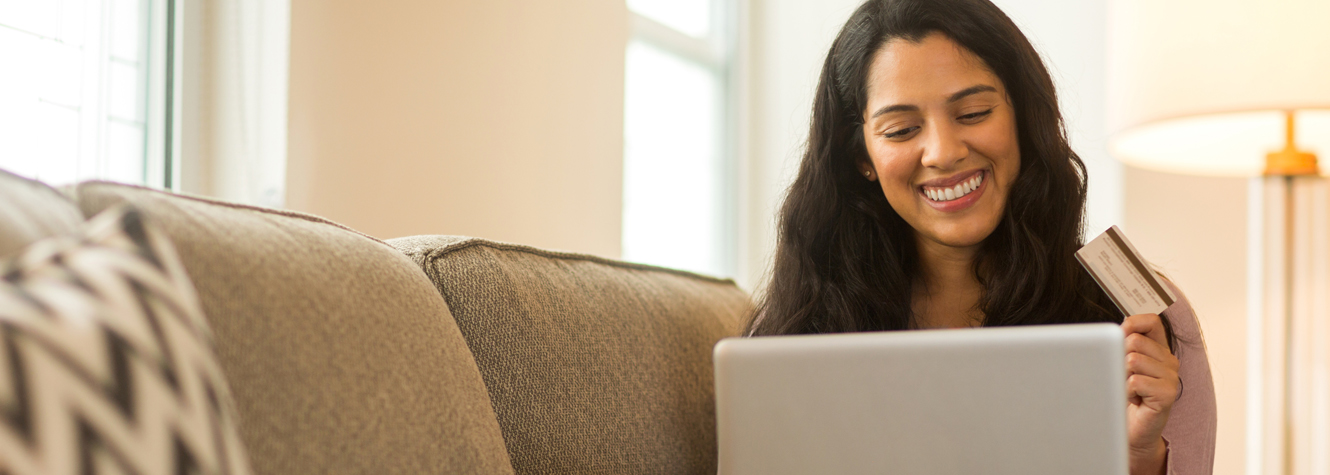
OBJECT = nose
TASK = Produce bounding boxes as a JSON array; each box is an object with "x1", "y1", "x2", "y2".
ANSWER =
[{"x1": 919, "y1": 119, "x2": 969, "y2": 169}]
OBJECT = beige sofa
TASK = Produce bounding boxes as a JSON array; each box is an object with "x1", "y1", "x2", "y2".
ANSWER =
[{"x1": 0, "y1": 169, "x2": 752, "y2": 474}]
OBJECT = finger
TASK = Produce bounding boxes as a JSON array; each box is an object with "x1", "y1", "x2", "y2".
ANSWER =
[
  {"x1": 1127, "y1": 373, "x2": 1178, "y2": 406},
  {"x1": 1122, "y1": 313, "x2": 1169, "y2": 350},
  {"x1": 1126, "y1": 374, "x2": 1179, "y2": 412},
  {"x1": 1126, "y1": 380, "x2": 1143, "y2": 406},
  {"x1": 1126, "y1": 351, "x2": 1178, "y2": 380},
  {"x1": 1125, "y1": 333, "x2": 1177, "y2": 367}
]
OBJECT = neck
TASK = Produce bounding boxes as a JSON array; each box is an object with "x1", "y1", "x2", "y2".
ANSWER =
[{"x1": 912, "y1": 234, "x2": 984, "y2": 328}]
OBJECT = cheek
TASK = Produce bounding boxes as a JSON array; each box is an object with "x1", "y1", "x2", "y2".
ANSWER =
[
  {"x1": 869, "y1": 148, "x2": 921, "y2": 199},
  {"x1": 957, "y1": 122, "x2": 1020, "y2": 198},
  {"x1": 873, "y1": 159, "x2": 926, "y2": 219},
  {"x1": 971, "y1": 121, "x2": 1018, "y2": 160},
  {"x1": 864, "y1": 138, "x2": 918, "y2": 182},
  {"x1": 994, "y1": 113, "x2": 1021, "y2": 162}
]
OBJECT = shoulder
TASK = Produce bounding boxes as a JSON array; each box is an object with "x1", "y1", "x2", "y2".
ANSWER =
[
  {"x1": 1156, "y1": 277, "x2": 1210, "y2": 396},
  {"x1": 1158, "y1": 277, "x2": 1205, "y2": 347}
]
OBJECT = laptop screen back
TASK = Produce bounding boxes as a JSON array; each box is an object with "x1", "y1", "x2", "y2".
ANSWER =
[{"x1": 713, "y1": 323, "x2": 1127, "y2": 475}]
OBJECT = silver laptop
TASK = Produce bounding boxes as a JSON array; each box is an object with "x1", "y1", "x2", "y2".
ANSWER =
[{"x1": 713, "y1": 323, "x2": 1127, "y2": 475}]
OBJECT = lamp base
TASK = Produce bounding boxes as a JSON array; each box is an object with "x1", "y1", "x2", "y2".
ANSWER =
[{"x1": 1264, "y1": 149, "x2": 1319, "y2": 176}]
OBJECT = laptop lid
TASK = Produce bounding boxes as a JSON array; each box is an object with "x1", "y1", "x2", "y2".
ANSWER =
[{"x1": 714, "y1": 323, "x2": 1127, "y2": 475}]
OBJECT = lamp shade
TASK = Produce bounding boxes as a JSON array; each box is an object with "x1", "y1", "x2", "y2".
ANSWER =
[{"x1": 1107, "y1": 0, "x2": 1330, "y2": 177}]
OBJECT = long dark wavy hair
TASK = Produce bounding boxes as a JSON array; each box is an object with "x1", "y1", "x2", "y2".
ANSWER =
[{"x1": 746, "y1": 0, "x2": 1176, "y2": 348}]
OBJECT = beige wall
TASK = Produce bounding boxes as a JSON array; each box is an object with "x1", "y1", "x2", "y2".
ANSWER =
[
  {"x1": 287, "y1": 0, "x2": 628, "y2": 257},
  {"x1": 1123, "y1": 166, "x2": 1248, "y2": 475}
]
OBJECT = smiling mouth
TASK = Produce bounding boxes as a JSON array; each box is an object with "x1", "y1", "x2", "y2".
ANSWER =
[{"x1": 922, "y1": 172, "x2": 984, "y2": 202}]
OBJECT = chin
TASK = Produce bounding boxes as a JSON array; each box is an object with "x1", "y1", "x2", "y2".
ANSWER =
[
  {"x1": 933, "y1": 233, "x2": 988, "y2": 248},
  {"x1": 927, "y1": 221, "x2": 1001, "y2": 248}
]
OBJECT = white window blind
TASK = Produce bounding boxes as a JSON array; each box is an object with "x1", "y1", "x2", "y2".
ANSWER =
[{"x1": 623, "y1": 0, "x2": 737, "y2": 278}]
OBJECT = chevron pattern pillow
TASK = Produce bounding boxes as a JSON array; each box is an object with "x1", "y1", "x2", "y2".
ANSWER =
[{"x1": 0, "y1": 206, "x2": 251, "y2": 475}]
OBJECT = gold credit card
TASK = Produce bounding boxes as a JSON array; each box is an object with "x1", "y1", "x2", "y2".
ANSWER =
[{"x1": 1075, "y1": 226, "x2": 1176, "y2": 317}]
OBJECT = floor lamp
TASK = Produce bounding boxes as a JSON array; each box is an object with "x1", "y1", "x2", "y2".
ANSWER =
[{"x1": 1107, "y1": 1, "x2": 1330, "y2": 474}]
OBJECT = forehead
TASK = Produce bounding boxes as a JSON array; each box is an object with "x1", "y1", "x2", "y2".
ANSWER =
[{"x1": 864, "y1": 33, "x2": 1001, "y2": 105}]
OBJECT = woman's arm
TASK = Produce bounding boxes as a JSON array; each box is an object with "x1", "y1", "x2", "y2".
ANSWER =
[{"x1": 1157, "y1": 280, "x2": 1218, "y2": 475}]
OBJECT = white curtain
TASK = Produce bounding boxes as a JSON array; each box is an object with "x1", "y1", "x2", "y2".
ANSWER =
[{"x1": 179, "y1": 0, "x2": 289, "y2": 208}]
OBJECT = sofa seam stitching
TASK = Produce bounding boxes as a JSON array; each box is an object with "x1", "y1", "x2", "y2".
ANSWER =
[
  {"x1": 412, "y1": 237, "x2": 738, "y2": 285},
  {"x1": 75, "y1": 181, "x2": 391, "y2": 247}
]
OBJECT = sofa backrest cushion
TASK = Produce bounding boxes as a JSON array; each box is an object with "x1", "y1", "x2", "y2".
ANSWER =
[
  {"x1": 390, "y1": 235, "x2": 753, "y2": 474},
  {"x1": 68, "y1": 183, "x2": 515, "y2": 475},
  {"x1": 0, "y1": 169, "x2": 84, "y2": 259}
]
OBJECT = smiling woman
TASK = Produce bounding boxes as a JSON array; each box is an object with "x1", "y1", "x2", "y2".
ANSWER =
[
  {"x1": 745, "y1": 0, "x2": 1216, "y2": 474},
  {"x1": 747, "y1": 0, "x2": 1105, "y2": 338},
  {"x1": 858, "y1": 36, "x2": 1019, "y2": 256},
  {"x1": 855, "y1": 34, "x2": 1022, "y2": 329}
]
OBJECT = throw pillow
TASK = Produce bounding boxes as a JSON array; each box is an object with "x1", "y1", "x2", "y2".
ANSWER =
[{"x1": 0, "y1": 206, "x2": 251, "y2": 475}]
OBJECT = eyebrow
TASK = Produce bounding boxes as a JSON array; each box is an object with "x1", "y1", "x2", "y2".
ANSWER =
[{"x1": 868, "y1": 84, "x2": 999, "y2": 119}]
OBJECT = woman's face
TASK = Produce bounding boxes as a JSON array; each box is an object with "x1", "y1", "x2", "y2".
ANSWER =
[{"x1": 859, "y1": 32, "x2": 1020, "y2": 251}]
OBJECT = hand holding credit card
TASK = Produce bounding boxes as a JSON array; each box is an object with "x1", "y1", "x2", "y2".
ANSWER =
[
  {"x1": 1075, "y1": 226, "x2": 1176, "y2": 317},
  {"x1": 1079, "y1": 226, "x2": 1182, "y2": 469}
]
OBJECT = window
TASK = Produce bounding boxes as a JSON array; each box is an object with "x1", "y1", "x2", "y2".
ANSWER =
[
  {"x1": 623, "y1": 0, "x2": 737, "y2": 277},
  {"x1": 0, "y1": 0, "x2": 174, "y2": 187}
]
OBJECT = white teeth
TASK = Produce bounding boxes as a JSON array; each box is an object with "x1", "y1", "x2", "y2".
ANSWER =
[{"x1": 924, "y1": 173, "x2": 984, "y2": 202}]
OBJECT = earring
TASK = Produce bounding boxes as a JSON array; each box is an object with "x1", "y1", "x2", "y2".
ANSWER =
[{"x1": 863, "y1": 170, "x2": 872, "y2": 178}]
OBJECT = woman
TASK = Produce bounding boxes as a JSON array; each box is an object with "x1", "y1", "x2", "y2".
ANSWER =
[{"x1": 745, "y1": 0, "x2": 1217, "y2": 474}]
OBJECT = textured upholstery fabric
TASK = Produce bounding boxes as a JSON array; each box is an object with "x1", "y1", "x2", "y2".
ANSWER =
[
  {"x1": 68, "y1": 183, "x2": 515, "y2": 475},
  {"x1": 0, "y1": 169, "x2": 83, "y2": 259},
  {"x1": 390, "y1": 235, "x2": 753, "y2": 475}
]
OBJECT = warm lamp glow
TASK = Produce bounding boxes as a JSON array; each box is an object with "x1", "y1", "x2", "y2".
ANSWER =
[
  {"x1": 1107, "y1": 0, "x2": 1330, "y2": 177},
  {"x1": 1111, "y1": 110, "x2": 1330, "y2": 177}
]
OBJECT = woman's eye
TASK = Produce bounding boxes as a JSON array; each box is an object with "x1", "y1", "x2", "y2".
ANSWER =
[
  {"x1": 959, "y1": 108, "x2": 994, "y2": 122},
  {"x1": 883, "y1": 126, "x2": 918, "y2": 139}
]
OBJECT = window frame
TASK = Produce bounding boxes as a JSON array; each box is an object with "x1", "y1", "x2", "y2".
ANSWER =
[
  {"x1": 624, "y1": 0, "x2": 743, "y2": 278},
  {"x1": 146, "y1": 0, "x2": 179, "y2": 190}
]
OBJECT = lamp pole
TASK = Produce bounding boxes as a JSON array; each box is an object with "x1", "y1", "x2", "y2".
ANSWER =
[{"x1": 1261, "y1": 111, "x2": 1318, "y2": 475}]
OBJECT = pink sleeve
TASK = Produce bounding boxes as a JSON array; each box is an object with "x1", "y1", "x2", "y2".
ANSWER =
[{"x1": 1159, "y1": 279, "x2": 1218, "y2": 475}]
